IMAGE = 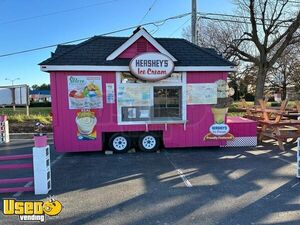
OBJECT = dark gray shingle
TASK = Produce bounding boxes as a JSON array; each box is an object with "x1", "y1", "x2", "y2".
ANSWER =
[{"x1": 40, "y1": 36, "x2": 235, "y2": 67}]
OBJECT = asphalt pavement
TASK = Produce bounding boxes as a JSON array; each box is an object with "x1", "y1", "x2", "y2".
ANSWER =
[{"x1": 0, "y1": 140, "x2": 299, "y2": 225}]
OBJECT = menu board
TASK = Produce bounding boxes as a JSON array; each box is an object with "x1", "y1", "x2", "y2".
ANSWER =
[
  {"x1": 68, "y1": 76, "x2": 103, "y2": 109},
  {"x1": 117, "y1": 85, "x2": 151, "y2": 106},
  {"x1": 187, "y1": 83, "x2": 217, "y2": 105}
]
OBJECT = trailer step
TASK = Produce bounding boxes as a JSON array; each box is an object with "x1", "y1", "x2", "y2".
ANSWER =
[
  {"x1": 0, "y1": 154, "x2": 33, "y2": 161},
  {"x1": 0, "y1": 186, "x2": 34, "y2": 193},
  {"x1": 0, "y1": 177, "x2": 33, "y2": 184},
  {"x1": 0, "y1": 163, "x2": 33, "y2": 170}
]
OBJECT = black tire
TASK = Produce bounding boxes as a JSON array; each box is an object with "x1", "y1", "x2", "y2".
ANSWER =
[
  {"x1": 109, "y1": 133, "x2": 131, "y2": 153},
  {"x1": 138, "y1": 133, "x2": 160, "y2": 152}
]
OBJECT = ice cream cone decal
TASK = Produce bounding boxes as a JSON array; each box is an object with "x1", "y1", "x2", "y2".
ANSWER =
[
  {"x1": 204, "y1": 79, "x2": 234, "y2": 141},
  {"x1": 211, "y1": 107, "x2": 228, "y2": 124}
]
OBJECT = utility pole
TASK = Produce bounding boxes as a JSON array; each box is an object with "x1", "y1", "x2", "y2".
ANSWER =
[{"x1": 191, "y1": 0, "x2": 197, "y2": 44}]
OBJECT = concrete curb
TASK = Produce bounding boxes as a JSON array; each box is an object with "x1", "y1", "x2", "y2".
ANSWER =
[{"x1": 9, "y1": 133, "x2": 54, "y2": 140}]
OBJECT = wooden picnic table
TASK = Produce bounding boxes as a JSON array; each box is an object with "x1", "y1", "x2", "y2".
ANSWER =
[
  {"x1": 259, "y1": 119, "x2": 300, "y2": 151},
  {"x1": 238, "y1": 99, "x2": 300, "y2": 150},
  {"x1": 283, "y1": 113, "x2": 300, "y2": 120}
]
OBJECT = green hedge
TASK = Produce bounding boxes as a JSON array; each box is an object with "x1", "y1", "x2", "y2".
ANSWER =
[{"x1": 30, "y1": 102, "x2": 51, "y2": 107}]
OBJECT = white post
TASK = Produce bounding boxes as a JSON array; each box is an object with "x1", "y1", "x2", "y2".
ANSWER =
[
  {"x1": 0, "y1": 119, "x2": 9, "y2": 143},
  {"x1": 297, "y1": 138, "x2": 300, "y2": 178},
  {"x1": 26, "y1": 105, "x2": 30, "y2": 116},
  {"x1": 32, "y1": 145, "x2": 52, "y2": 195},
  {"x1": 297, "y1": 116, "x2": 300, "y2": 178}
]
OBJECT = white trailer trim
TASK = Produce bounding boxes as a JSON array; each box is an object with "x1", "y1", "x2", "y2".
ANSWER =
[{"x1": 41, "y1": 65, "x2": 236, "y2": 72}]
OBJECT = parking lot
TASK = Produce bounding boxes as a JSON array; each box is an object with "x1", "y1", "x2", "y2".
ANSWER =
[{"x1": 1, "y1": 140, "x2": 300, "y2": 225}]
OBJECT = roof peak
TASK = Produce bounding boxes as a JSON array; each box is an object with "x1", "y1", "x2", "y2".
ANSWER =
[{"x1": 106, "y1": 27, "x2": 177, "y2": 61}]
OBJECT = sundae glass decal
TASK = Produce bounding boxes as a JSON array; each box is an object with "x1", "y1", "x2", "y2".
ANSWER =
[{"x1": 76, "y1": 110, "x2": 97, "y2": 140}]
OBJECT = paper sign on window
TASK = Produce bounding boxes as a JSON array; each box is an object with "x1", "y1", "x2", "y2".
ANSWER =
[
  {"x1": 117, "y1": 85, "x2": 151, "y2": 106},
  {"x1": 187, "y1": 83, "x2": 217, "y2": 105},
  {"x1": 106, "y1": 83, "x2": 115, "y2": 104}
]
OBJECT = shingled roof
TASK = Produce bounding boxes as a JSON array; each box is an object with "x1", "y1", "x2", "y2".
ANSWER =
[{"x1": 40, "y1": 36, "x2": 235, "y2": 67}]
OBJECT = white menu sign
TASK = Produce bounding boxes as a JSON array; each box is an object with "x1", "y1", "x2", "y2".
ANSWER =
[
  {"x1": 187, "y1": 83, "x2": 217, "y2": 105},
  {"x1": 106, "y1": 83, "x2": 115, "y2": 104}
]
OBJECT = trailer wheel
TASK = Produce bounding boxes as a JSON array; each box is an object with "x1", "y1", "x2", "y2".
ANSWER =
[
  {"x1": 138, "y1": 133, "x2": 160, "y2": 152},
  {"x1": 109, "y1": 133, "x2": 131, "y2": 153}
]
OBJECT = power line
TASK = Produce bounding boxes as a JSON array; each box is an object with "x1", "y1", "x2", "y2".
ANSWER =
[
  {"x1": 199, "y1": 12, "x2": 294, "y2": 23},
  {"x1": 139, "y1": 0, "x2": 159, "y2": 24},
  {"x1": 0, "y1": 12, "x2": 191, "y2": 58},
  {"x1": 199, "y1": 15, "x2": 290, "y2": 27},
  {"x1": 282, "y1": 0, "x2": 300, "y2": 4},
  {"x1": 0, "y1": 0, "x2": 121, "y2": 25},
  {"x1": 169, "y1": 17, "x2": 191, "y2": 37},
  {"x1": 1, "y1": 0, "x2": 299, "y2": 26}
]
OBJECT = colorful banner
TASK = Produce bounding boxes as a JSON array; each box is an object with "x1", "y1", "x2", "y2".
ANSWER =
[
  {"x1": 187, "y1": 83, "x2": 217, "y2": 105},
  {"x1": 68, "y1": 76, "x2": 103, "y2": 109},
  {"x1": 76, "y1": 110, "x2": 97, "y2": 140}
]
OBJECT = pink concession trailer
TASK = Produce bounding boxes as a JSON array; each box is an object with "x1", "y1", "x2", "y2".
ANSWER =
[{"x1": 40, "y1": 27, "x2": 256, "y2": 153}]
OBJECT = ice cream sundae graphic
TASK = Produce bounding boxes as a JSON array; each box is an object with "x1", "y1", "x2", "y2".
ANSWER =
[
  {"x1": 76, "y1": 110, "x2": 97, "y2": 140},
  {"x1": 69, "y1": 89, "x2": 85, "y2": 108},
  {"x1": 69, "y1": 79, "x2": 102, "y2": 109}
]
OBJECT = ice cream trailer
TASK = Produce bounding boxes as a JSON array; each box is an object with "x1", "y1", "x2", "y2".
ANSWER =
[{"x1": 40, "y1": 27, "x2": 257, "y2": 153}]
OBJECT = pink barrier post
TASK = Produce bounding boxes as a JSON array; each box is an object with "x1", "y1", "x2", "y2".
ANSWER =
[
  {"x1": 33, "y1": 135, "x2": 48, "y2": 148},
  {"x1": 0, "y1": 115, "x2": 7, "y2": 122}
]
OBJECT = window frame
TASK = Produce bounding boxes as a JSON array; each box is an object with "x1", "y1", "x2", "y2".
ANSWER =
[
  {"x1": 116, "y1": 72, "x2": 187, "y2": 125},
  {"x1": 153, "y1": 86, "x2": 183, "y2": 120}
]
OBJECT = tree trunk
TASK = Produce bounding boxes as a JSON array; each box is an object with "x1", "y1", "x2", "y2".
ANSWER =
[
  {"x1": 254, "y1": 65, "x2": 268, "y2": 105},
  {"x1": 281, "y1": 72, "x2": 287, "y2": 100},
  {"x1": 282, "y1": 81, "x2": 287, "y2": 100}
]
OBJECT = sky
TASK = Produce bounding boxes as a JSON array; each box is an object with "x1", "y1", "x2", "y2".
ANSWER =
[{"x1": 0, "y1": 0, "x2": 235, "y2": 87}]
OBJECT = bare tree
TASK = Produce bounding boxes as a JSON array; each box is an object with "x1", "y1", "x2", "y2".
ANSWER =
[
  {"x1": 266, "y1": 44, "x2": 300, "y2": 100},
  {"x1": 229, "y1": 0, "x2": 300, "y2": 103},
  {"x1": 182, "y1": 20, "x2": 242, "y2": 62}
]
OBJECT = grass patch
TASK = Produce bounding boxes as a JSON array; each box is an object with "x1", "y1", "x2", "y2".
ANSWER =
[
  {"x1": 0, "y1": 107, "x2": 52, "y2": 124},
  {"x1": 0, "y1": 107, "x2": 51, "y2": 116},
  {"x1": 8, "y1": 114, "x2": 52, "y2": 124}
]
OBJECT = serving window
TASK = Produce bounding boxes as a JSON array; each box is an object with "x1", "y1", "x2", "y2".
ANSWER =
[
  {"x1": 117, "y1": 72, "x2": 186, "y2": 124},
  {"x1": 153, "y1": 87, "x2": 182, "y2": 120}
]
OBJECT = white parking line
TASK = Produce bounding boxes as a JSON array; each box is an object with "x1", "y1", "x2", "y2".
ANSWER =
[
  {"x1": 164, "y1": 152, "x2": 193, "y2": 188},
  {"x1": 270, "y1": 155, "x2": 297, "y2": 167},
  {"x1": 176, "y1": 169, "x2": 193, "y2": 187},
  {"x1": 13, "y1": 154, "x2": 64, "y2": 197}
]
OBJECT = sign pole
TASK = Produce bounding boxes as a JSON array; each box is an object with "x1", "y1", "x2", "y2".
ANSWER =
[
  {"x1": 26, "y1": 85, "x2": 30, "y2": 116},
  {"x1": 11, "y1": 87, "x2": 16, "y2": 111}
]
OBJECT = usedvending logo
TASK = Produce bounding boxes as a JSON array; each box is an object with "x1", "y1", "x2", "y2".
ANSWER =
[{"x1": 2, "y1": 197, "x2": 63, "y2": 222}]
